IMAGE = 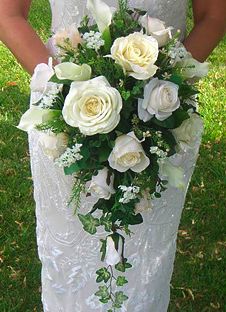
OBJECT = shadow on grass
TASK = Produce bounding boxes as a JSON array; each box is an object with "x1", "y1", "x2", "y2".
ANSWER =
[{"x1": 169, "y1": 141, "x2": 225, "y2": 312}]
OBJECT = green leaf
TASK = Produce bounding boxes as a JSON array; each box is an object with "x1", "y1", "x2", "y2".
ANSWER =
[
  {"x1": 116, "y1": 276, "x2": 128, "y2": 287},
  {"x1": 64, "y1": 162, "x2": 80, "y2": 175},
  {"x1": 100, "y1": 239, "x2": 107, "y2": 262},
  {"x1": 102, "y1": 27, "x2": 112, "y2": 52},
  {"x1": 95, "y1": 285, "x2": 111, "y2": 303},
  {"x1": 78, "y1": 213, "x2": 100, "y2": 235},
  {"x1": 113, "y1": 291, "x2": 128, "y2": 308},
  {"x1": 100, "y1": 215, "x2": 112, "y2": 232},
  {"x1": 96, "y1": 267, "x2": 111, "y2": 283},
  {"x1": 115, "y1": 258, "x2": 132, "y2": 272}
]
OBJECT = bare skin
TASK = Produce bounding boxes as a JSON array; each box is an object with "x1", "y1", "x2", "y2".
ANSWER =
[{"x1": 0, "y1": 0, "x2": 226, "y2": 74}]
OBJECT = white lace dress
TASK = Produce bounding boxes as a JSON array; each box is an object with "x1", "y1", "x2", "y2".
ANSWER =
[{"x1": 28, "y1": 1, "x2": 201, "y2": 311}]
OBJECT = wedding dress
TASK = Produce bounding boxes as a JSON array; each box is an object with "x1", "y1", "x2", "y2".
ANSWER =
[{"x1": 28, "y1": 1, "x2": 201, "y2": 311}]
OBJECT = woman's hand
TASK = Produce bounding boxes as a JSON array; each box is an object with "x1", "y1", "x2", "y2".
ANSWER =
[
  {"x1": 0, "y1": 0, "x2": 51, "y2": 74},
  {"x1": 184, "y1": 0, "x2": 226, "y2": 61}
]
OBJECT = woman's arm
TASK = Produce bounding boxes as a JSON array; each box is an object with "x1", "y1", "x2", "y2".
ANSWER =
[
  {"x1": 0, "y1": 0, "x2": 51, "y2": 74},
  {"x1": 184, "y1": 0, "x2": 226, "y2": 61}
]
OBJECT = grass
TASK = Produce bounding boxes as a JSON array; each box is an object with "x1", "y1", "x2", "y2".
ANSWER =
[{"x1": 0, "y1": 1, "x2": 225, "y2": 311}]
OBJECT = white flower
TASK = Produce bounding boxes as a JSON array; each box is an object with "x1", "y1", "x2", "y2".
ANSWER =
[
  {"x1": 139, "y1": 15, "x2": 172, "y2": 47},
  {"x1": 54, "y1": 63, "x2": 92, "y2": 81},
  {"x1": 168, "y1": 42, "x2": 188, "y2": 64},
  {"x1": 110, "y1": 32, "x2": 159, "y2": 80},
  {"x1": 88, "y1": 168, "x2": 115, "y2": 200},
  {"x1": 83, "y1": 31, "x2": 105, "y2": 50},
  {"x1": 86, "y1": 0, "x2": 115, "y2": 33},
  {"x1": 55, "y1": 143, "x2": 83, "y2": 167},
  {"x1": 158, "y1": 158, "x2": 185, "y2": 190},
  {"x1": 30, "y1": 58, "x2": 54, "y2": 104},
  {"x1": 108, "y1": 132, "x2": 150, "y2": 173},
  {"x1": 171, "y1": 113, "x2": 204, "y2": 152},
  {"x1": 150, "y1": 146, "x2": 167, "y2": 159},
  {"x1": 105, "y1": 236, "x2": 122, "y2": 266},
  {"x1": 38, "y1": 131, "x2": 68, "y2": 160},
  {"x1": 55, "y1": 144, "x2": 83, "y2": 167},
  {"x1": 138, "y1": 78, "x2": 180, "y2": 121},
  {"x1": 118, "y1": 185, "x2": 140, "y2": 204},
  {"x1": 38, "y1": 84, "x2": 63, "y2": 109},
  {"x1": 52, "y1": 24, "x2": 82, "y2": 50},
  {"x1": 179, "y1": 56, "x2": 209, "y2": 79},
  {"x1": 62, "y1": 76, "x2": 122, "y2": 136},
  {"x1": 17, "y1": 106, "x2": 56, "y2": 132}
]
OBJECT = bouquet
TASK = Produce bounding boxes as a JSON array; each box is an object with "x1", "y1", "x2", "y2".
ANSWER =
[{"x1": 18, "y1": 0, "x2": 208, "y2": 310}]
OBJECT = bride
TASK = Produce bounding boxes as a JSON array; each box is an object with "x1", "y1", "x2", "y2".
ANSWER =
[{"x1": 0, "y1": 0, "x2": 225, "y2": 311}]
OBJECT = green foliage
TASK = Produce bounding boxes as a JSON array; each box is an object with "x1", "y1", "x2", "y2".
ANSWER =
[
  {"x1": 115, "y1": 258, "x2": 132, "y2": 272},
  {"x1": 116, "y1": 276, "x2": 128, "y2": 287},
  {"x1": 78, "y1": 213, "x2": 100, "y2": 234},
  {"x1": 96, "y1": 267, "x2": 111, "y2": 283}
]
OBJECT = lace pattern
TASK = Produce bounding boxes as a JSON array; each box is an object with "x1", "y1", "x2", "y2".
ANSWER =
[{"x1": 29, "y1": 1, "x2": 194, "y2": 311}]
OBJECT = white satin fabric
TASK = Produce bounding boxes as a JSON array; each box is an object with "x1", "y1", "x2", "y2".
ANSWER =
[{"x1": 28, "y1": 1, "x2": 200, "y2": 312}]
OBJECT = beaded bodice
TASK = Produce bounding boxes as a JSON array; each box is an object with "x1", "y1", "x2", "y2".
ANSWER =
[{"x1": 49, "y1": 0, "x2": 188, "y2": 37}]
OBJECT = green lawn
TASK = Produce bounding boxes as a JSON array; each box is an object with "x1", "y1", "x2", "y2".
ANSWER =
[{"x1": 0, "y1": 1, "x2": 225, "y2": 311}]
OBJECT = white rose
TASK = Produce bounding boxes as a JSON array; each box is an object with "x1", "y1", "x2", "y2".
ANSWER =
[
  {"x1": 171, "y1": 113, "x2": 204, "y2": 152},
  {"x1": 17, "y1": 106, "x2": 56, "y2": 132},
  {"x1": 88, "y1": 168, "x2": 115, "y2": 199},
  {"x1": 179, "y1": 56, "x2": 209, "y2": 79},
  {"x1": 110, "y1": 32, "x2": 159, "y2": 80},
  {"x1": 30, "y1": 58, "x2": 54, "y2": 104},
  {"x1": 38, "y1": 131, "x2": 68, "y2": 160},
  {"x1": 139, "y1": 14, "x2": 172, "y2": 47},
  {"x1": 86, "y1": 0, "x2": 115, "y2": 33},
  {"x1": 53, "y1": 24, "x2": 82, "y2": 49},
  {"x1": 108, "y1": 132, "x2": 150, "y2": 173},
  {"x1": 62, "y1": 76, "x2": 122, "y2": 136},
  {"x1": 105, "y1": 236, "x2": 122, "y2": 266},
  {"x1": 158, "y1": 159, "x2": 185, "y2": 190},
  {"x1": 135, "y1": 190, "x2": 152, "y2": 213},
  {"x1": 54, "y1": 63, "x2": 92, "y2": 81},
  {"x1": 138, "y1": 78, "x2": 180, "y2": 122}
]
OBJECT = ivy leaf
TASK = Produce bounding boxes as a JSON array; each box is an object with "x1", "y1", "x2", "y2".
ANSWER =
[
  {"x1": 95, "y1": 285, "x2": 111, "y2": 303},
  {"x1": 113, "y1": 291, "x2": 129, "y2": 308},
  {"x1": 100, "y1": 215, "x2": 112, "y2": 232},
  {"x1": 116, "y1": 276, "x2": 128, "y2": 287},
  {"x1": 96, "y1": 267, "x2": 111, "y2": 283},
  {"x1": 115, "y1": 258, "x2": 132, "y2": 272},
  {"x1": 78, "y1": 213, "x2": 100, "y2": 235},
  {"x1": 100, "y1": 239, "x2": 107, "y2": 262}
]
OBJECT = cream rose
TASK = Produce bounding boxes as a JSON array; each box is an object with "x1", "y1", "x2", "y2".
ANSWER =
[
  {"x1": 53, "y1": 24, "x2": 82, "y2": 49},
  {"x1": 138, "y1": 78, "x2": 180, "y2": 122},
  {"x1": 135, "y1": 190, "x2": 152, "y2": 213},
  {"x1": 54, "y1": 63, "x2": 92, "y2": 81},
  {"x1": 139, "y1": 14, "x2": 172, "y2": 47},
  {"x1": 62, "y1": 76, "x2": 122, "y2": 135},
  {"x1": 108, "y1": 132, "x2": 150, "y2": 173},
  {"x1": 171, "y1": 113, "x2": 204, "y2": 152},
  {"x1": 110, "y1": 32, "x2": 159, "y2": 80},
  {"x1": 88, "y1": 168, "x2": 115, "y2": 200},
  {"x1": 158, "y1": 159, "x2": 185, "y2": 190},
  {"x1": 38, "y1": 131, "x2": 68, "y2": 160}
]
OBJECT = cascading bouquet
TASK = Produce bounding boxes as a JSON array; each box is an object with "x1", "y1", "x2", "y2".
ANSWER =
[{"x1": 18, "y1": 0, "x2": 208, "y2": 310}]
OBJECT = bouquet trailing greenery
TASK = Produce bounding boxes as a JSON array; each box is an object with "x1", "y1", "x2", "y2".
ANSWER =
[{"x1": 18, "y1": 0, "x2": 208, "y2": 310}]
